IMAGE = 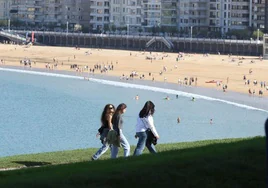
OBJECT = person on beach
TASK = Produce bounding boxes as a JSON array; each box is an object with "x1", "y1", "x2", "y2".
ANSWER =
[
  {"x1": 133, "y1": 101, "x2": 160, "y2": 156},
  {"x1": 164, "y1": 96, "x2": 170, "y2": 100},
  {"x1": 111, "y1": 103, "x2": 130, "y2": 158},
  {"x1": 177, "y1": 117, "x2": 181, "y2": 124},
  {"x1": 210, "y1": 119, "x2": 213, "y2": 125},
  {"x1": 92, "y1": 104, "x2": 115, "y2": 160}
]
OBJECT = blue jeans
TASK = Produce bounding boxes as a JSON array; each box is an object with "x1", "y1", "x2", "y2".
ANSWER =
[
  {"x1": 111, "y1": 130, "x2": 130, "y2": 159},
  {"x1": 133, "y1": 131, "x2": 157, "y2": 156},
  {"x1": 92, "y1": 140, "x2": 110, "y2": 160}
]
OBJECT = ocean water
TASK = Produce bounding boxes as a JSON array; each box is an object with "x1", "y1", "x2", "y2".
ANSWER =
[{"x1": 0, "y1": 69, "x2": 267, "y2": 157}]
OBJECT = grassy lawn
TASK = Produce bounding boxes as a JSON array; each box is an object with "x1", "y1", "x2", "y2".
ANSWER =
[{"x1": 0, "y1": 137, "x2": 265, "y2": 188}]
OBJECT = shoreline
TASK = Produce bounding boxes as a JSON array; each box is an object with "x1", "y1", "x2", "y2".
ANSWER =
[
  {"x1": 0, "y1": 44, "x2": 268, "y2": 97},
  {"x1": 1, "y1": 65, "x2": 268, "y2": 112}
]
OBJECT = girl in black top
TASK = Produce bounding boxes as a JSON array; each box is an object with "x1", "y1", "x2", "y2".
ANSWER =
[{"x1": 91, "y1": 104, "x2": 115, "y2": 160}]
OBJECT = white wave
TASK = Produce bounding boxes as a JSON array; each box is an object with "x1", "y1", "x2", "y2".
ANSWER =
[
  {"x1": 1, "y1": 67, "x2": 268, "y2": 113},
  {"x1": 0, "y1": 67, "x2": 84, "y2": 80}
]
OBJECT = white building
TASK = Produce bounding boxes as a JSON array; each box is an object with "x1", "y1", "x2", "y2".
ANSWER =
[
  {"x1": 0, "y1": 0, "x2": 11, "y2": 20},
  {"x1": 89, "y1": 0, "x2": 110, "y2": 31},
  {"x1": 9, "y1": 0, "x2": 90, "y2": 29},
  {"x1": 141, "y1": 0, "x2": 161, "y2": 28},
  {"x1": 110, "y1": 0, "x2": 142, "y2": 26}
]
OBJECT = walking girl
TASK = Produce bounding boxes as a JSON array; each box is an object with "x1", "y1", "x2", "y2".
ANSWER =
[
  {"x1": 133, "y1": 101, "x2": 159, "y2": 156},
  {"x1": 92, "y1": 104, "x2": 115, "y2": 160},
  {"x1": 111, "y1": 103, "x2": 130, "y2": 158}
]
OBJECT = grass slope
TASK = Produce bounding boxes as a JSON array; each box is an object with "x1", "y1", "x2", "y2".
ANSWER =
[{"x1": 0, "y1": 137, "x2": 265, "y2": 188}]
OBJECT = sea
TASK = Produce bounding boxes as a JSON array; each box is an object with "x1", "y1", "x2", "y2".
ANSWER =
[{"x1": 0, "y1": 68, "x2": 267, "y2": 157}]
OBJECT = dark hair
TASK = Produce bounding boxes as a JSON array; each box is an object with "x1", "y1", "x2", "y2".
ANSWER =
[
  {"x1": 139, "y1": 101, "x2": 155, "y2": 118},
  {"x1": 114, "y1": 103, "x2": 127, "y2": 114},
  {"x1": 101, "y1": 104, "x2": 115, "y2": 125},
  {"x1": 112, "y1": 103, "x2": 127, "y2": 125}
]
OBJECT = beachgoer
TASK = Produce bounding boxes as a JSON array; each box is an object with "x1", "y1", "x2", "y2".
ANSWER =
[
  {"x1": 176, "y1": 94, "x2": 179, "y2": 99},
  {"x1": 111, "y1": 103, "x2": 130, "y2": 158},
  {"x1": 164, "y1": 96, "x2": 170, "y2": 100},
  {"x1": 133, "y1": 101, "x2": 159, "y2": 156},
  {"x1": 92, "y1": 104, "x2": 115, "y2": 160},
  {"x1": 135, "y1": 95, "x2": 139, "y2": 100},
  {"x1": 177, "y1": 117, "x2": 181, "y2": 124},
  {"x1": 210, "y1": 119, "x2": 213, "y2": 125}
]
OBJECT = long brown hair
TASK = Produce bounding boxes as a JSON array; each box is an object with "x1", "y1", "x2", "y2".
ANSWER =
[
  {"x1": 139, "y1": 101, "x2": 155, "y2": 118},
  {"x1": 101, "y1": 104, "x2": 115, "y2": 125},
  {"x1": 112, "y1": 103, "x2": 127, "y2": 123}
]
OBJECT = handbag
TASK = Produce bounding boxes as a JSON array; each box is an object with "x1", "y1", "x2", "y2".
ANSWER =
[{"x1": 146, "y1": 129, "x2": 157, "y2": 145}]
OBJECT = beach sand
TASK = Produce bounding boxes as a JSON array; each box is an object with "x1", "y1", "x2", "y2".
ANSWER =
[{"x1": 0, "y1": 44, "x2": 268, "y2": 96}]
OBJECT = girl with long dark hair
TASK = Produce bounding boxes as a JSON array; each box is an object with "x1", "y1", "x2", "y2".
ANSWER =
[
  {"x1": 91, "y1": 104, "x2": 115, "y2": 160},
  {"x1": 133, "y1": 101, "x2": 159, "y2": 156},
  {"x1": 111, "y1": 103, "x2": 130, "y2": 158}
]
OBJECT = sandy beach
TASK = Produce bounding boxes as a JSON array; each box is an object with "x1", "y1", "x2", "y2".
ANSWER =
[{"x1": 0, "y1": 44, "x2": 268, "y2": 97}]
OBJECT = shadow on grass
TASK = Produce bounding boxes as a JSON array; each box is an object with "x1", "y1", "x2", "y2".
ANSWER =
[
  {"x1": 12, "y1": 161, "x2": 51, "y2": 168},
  {"x1": 0, "y1": 137, "x2": 265, "y2": 188}
]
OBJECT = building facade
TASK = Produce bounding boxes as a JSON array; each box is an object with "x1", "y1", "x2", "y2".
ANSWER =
[
  {"x1": 0, "y1": 0, "x2": 11, "y2": 20},
  {"x1": 89, "y1": 0, "x2": 109, "y2": 31},
  {"x1": 141, "y1": 0, "x2": 161, "y2": 28},
  {"x1": 266, "y1": 0, "x2": 268, "y2": 32},
  {"x1": 4, "y1": 0, "x2": 268, "y2": 34},
  {"x1": 9, "y1": 0, "x2": 90, "y2": 29},
  {"x1": 161, "y1": 0, "x2": 177, "y2": 28},
  {"x1": 178, "y1": 0, "x2": 208, "y2": 33},
  {"x1": 250, "y1": 0, "x2": 265, "y2": 29}
]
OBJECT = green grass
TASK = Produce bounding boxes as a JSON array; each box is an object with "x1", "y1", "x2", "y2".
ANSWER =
[{"x1": 0, "y1": 137, "x2": 265, "y2": 188}]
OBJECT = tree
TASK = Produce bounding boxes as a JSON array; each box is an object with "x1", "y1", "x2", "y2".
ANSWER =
[
  {"x1": 111, "y1": 25, "x2": 116, "y2": 32},
  {"x1": 82, "y1": 26, "x2": 89, "y2": 33},
  {"x1": 0, "y1": 20, "x2": 7, "y2": 27},
  {"x1": 252, "y1": 30, "x2": 264, "y2": 40},
  {"x1": 103, "y1": 24, "x2": 109, "y2": 32},
  {"x1": 226, "y1": 29, "x2": 250, "y2": 40}
]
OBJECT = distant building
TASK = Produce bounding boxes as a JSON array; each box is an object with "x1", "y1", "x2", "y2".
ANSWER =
[
  {"x1": 251, "y1": 0, "x2": 265, "y2": 29},
  {"x1": 161, "y1": 0, "x2": 178, "y2": 29},
  {"x1": 4, "y1": 0, "x2": 267, "y2": 35},
  {"x1": 9, "y1": 0, "x2": 90, "y2": 30},
  {"x1": 178, "y1": 0, "x2": 208, "y2": 34},
  {"x1": 89, "y1": 0, "x2": 110, "y2": 31},
  {"x1": 141, "y1": 0, "x2": 161, "y2": 29},
  {"x1": 265, "y1": 0, "x2": 268, "y2": 32},
  {"x1": 0, "y1": 0, "x2": 11, "y2": 20}
]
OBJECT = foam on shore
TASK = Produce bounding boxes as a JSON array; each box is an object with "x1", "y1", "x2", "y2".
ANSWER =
[{"x1": 1, "y1": 67, "x2": 267, "y2": 113}]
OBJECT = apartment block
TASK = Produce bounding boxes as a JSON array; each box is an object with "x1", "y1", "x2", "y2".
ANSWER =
[
  {"x1": 4, "y1": 0, "x2": 268, "y2": 34},
  {"x1": 178, "y1": 0, "x2": 208, "y2": 32},
  {"x1": 141, "y1": 0, "x2": 161, "y2": 28},
  {"x1": 110, "y1": 0, "x2": 141, "y2": 27},
  {"x1": 62, "y1": 0, "x2": 90, "y2": 28},
  {"x1": 0, "y1": 0, "x2": 11, "y2": 20},
  {"x1": 89, "y1": 0, "x2": 110, "y2": 31},
  {"x1": 250, "y1": 0, "x2": 265, "y2": 29},
  {"x1": 9, "y1": 0, "x2": 90, "y2": 28},
  {"x1": 161, "y1": 0, "x2": 178, "y2": 28},
  {"x1": 266, "y1": 0, "x2": 268, "y2": 32}
]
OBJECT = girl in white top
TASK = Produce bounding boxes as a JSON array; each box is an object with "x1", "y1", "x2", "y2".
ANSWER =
[{"x1": 133, "y1": 101, "x2": 159, "y2": 156}]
